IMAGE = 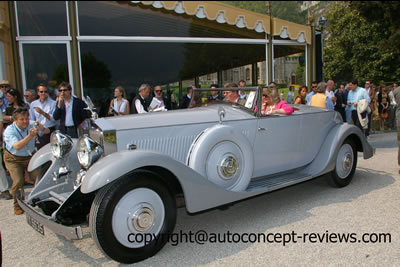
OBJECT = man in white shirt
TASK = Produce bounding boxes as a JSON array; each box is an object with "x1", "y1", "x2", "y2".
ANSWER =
[
  {"x1": 365, "y1": 80, "x2": 371, "y2": 94},
  {"x1": 30, "y1": 84, "x2": 56, "y2": 149},
  {"x1": 387, "y1": 83, "x2": 398, "y2": 130},
  {"x1": 238, "y1": 80, "x2": 248, "y2": 100},
  {"x1": 326, "y1": 80, "x2": 336, "y2": 106},
  {"x1": 24, "y1": 89, "x2": 37, "y2": 106},
  {"x1": 132, "y1": 84, "x2": 151, "y2": 114},
  {"x1": 150, "y1": 85, "x2": 171, "y2": 111}
]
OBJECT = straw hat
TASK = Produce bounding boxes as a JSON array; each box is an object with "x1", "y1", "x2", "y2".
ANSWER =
[{"x1": 0, "y1": 80, "x2": 10, "y2": 86}]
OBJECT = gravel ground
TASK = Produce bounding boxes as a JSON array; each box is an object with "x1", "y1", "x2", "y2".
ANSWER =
[{"x1": 0, "y1": 131, "x2": 399, "y2": 266}]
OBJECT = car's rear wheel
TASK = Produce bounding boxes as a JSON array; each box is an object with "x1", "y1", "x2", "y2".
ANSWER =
[
  {"x1": 89, "y1": 170, "x2": 176, "y2": 264},
  {"x1": 329, "y1": 139, "x2": 357, "y2": 187}
]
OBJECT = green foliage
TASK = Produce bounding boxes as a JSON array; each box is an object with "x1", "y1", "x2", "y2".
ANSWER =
[
  {"x1": 350, "y1": 1, "x2": 400, "y2": 55},
  {"x1": 221, "y1": 1, "x2": 267, "y2": 14},
  {"x1": 271, "y1": 1, "x2": 306, "y2": 25},
  {"x1": 220, "y1": 1, "x2": 306, "y2": 24},
  {"x1": 324, "y1": 2, "x2": 400, "y2": 84}
]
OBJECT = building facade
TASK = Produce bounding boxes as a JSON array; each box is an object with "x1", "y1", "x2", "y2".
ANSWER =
[{"x1": 0, "y1": 1, "x2": 315, "y2": 116}]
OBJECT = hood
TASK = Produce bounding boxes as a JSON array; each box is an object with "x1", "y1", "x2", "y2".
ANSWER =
[{"x1": 94, "y1": 104, "x2": 254, "y2": 132}]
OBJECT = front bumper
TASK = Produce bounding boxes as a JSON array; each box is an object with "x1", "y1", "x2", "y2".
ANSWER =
[{"x1": 17, "y1": 195, "x2": 83, "y2": 240}]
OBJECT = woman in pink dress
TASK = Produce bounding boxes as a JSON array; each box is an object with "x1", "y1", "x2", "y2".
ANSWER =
[{"x1": 261, "y1": 86, "x2": 294, "y2": 115}]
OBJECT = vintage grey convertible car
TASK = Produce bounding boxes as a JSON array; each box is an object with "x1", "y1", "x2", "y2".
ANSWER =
[{"x1": 18, "y1": 87, "x2": 373, "y2": 263}]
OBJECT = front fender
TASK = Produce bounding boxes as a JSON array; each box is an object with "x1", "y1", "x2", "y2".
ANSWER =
[
  {"x1": 80, "y1": 150, "x2": 257, "y2": 213},
  {"x1": 28, "y1": 143, "x2": 53, "y2": 172},
  {"x1": 27, "y1": 139, "x2": 80, "y2": 203},
  {"x1": 304, "y1": 123, "x2": 374, "y2": 177}
]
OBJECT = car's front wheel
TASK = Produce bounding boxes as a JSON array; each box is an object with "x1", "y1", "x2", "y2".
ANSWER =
[
  {"x1": 89, "y1": 170, "x2": 176, "y2": 264},
  {"x1": 329, "y1": 139, "x2": 357, "y2": 187}
]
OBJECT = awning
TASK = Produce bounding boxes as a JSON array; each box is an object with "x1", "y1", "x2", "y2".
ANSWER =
[{"x1": 132, "y1": 1, "x2": 312, "y2": 44}]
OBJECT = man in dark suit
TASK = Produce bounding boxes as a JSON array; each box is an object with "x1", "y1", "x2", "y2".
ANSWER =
[
  {"x1": 180, "y1": 86, "x2": 193, "y2": 109},
  {"x1": 208, "y1": 84, "x2": 223, "y2": 101},
  {"x1": 53, "y1": 82, "x2": 90, "y2": 138}
]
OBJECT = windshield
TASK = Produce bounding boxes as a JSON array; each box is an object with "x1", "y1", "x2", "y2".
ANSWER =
[{"x1": 188, "y1": 87, "x2": 259, "y2": 111}]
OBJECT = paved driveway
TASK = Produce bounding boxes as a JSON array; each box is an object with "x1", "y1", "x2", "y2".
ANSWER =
[{"x1": 0, "y1": 131, "x2": 399, "y2": 266}]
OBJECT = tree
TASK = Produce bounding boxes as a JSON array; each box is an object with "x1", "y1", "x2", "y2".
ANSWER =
[
  {"x1": 350, "y1": 1, "x2": 400, "y2": 55},
  {"x1": 323, "y1": 2, "x2": 400, "y2": 84},
  {"x1": 220, "y1": 1, "x2": 306, "y2": 24}
]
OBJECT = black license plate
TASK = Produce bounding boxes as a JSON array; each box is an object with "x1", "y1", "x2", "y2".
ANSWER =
[{"x1": 26, "y1": 215, "x2": 45, "y2": 236}]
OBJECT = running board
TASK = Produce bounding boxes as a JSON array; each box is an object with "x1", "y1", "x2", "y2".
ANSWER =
[{"x1": 246, "y1": 170, "x2": 313, "y2": 193}]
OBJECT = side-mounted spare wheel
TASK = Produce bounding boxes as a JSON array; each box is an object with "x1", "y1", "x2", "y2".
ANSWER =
[
  {"x1": 89, "y1": 170, "x2": 176, "y2": 264},
  {"x1": 187, "y1": 124, "x2": 254, "y2": 192},
  {"x1": 329, "y1": 139, "x2": 358, "y2": 187}
]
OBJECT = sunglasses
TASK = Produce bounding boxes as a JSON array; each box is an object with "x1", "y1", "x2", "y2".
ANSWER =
[
  {"x1": 59, "y1": 88, "x2": 69, "y2": 92},
  {"x1": 39, "y1": 90, "x2": 48, "y2": 93},
  {"x1": 155, "y1": 90, "x2": 162, "y2": 93}
]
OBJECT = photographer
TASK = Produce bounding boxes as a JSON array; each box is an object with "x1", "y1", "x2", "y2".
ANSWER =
[{"x1": 3, "y1": 107, "x2": 49, "y2": 215}]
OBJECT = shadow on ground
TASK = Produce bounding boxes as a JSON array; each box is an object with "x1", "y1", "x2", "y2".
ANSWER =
[
  {"x1": 140, "y1": 168, "x2": 394, "y2": 266},
  {"x1": 48, "y1": 167, "x2": 394, "y2": 266}
]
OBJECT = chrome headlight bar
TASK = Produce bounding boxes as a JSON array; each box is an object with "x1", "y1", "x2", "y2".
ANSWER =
[
  {"x1": 77, "y1": 135, "x2": 103, "y2": 169},
  {"x1": 50, "y1": 131, "x2": 73, "y2": 159}
]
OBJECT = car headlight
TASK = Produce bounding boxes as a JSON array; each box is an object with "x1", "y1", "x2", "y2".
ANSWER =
[
  {"x1": 77, "y1": 135, "x2": 103, "y2": 169},
  {"x1": 50, "y1": 131, "x2": 73, "y2": 159}
]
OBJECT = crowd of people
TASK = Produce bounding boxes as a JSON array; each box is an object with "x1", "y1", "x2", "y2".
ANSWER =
[
  {"x1": 288, "y1": 79, "x2": 398, "y2": 137},
  {"x1": 0, "y1": 80, "x2": 90, "y2": 215},
  {"x1": 0, "y1": 77, "x2": 399, "y2": 214}
]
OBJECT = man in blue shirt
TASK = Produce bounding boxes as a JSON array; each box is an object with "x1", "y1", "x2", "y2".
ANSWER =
[
  {"x1": 0, "y1": 80, "x2": 10, "y2": 112},
  {"x1": 306, "y1": 81, "x2": 318, "y2": 105},
  {"x1": 30, "y1": 83, "x2": 57, "y2": 149},
  {"x1": 343, "y1": 83, "x2": 352, "y2": 123},
  {"x1": 3, "y1": 107, "x2": 49, "y2": 215},
  {"x1": 347, "y1": 79, "x2": 370, "y2": 134}
]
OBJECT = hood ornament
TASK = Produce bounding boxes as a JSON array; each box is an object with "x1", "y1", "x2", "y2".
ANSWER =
[
  {"x1": 218, "y1": 106, "x2": 225, "y2": 124},
  {"x1": 84, "y1": 95, "x2": 98, "y2": 120}
]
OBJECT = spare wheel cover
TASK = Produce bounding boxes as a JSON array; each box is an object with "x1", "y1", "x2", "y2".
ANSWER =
[{"x1": 188, "y1": 124, "x2": 253, "y2": 192}]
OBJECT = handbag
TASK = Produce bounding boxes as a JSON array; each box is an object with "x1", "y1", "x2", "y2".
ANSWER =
[{"x1": 380, "y1": 108, "x2": 389, "y2": 119}]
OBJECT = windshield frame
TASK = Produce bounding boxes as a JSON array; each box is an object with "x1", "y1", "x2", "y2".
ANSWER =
[{"x1": 190, "y1": 86, "x2": 262, "y2": 117}]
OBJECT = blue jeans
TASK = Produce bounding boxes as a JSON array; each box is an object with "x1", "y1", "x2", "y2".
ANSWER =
[{"x1": 345, "y1": 106, "x2": 352, "y2": 123}]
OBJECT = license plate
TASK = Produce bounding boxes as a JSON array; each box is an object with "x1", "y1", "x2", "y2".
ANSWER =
[{"x1": 26, "y1": 214, "x2": 45, "y2": 236}]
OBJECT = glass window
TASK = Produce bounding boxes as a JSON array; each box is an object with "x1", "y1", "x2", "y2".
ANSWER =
[
  {"x1": 22, "y1": 44, "x2": 69, "y2": 96},
  {"x1": 16, "y1": 1, "x2": 68, "y2": 36},
  {"x1": 77, "y1": 1, "x2": 264, "y2": 39},
  {"x1": 80, "y1": 42, "x2": 265, "y2": 117}
]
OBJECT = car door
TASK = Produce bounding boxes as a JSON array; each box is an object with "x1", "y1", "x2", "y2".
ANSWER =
[
  {"x1": 297, "y1": 110, "x2": 337, "y2": 166},
  {"x1": 253, "y1": 114, "x2": 301, "y2": 177}
]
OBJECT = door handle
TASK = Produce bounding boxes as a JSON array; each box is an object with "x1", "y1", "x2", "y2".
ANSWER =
[{"x1": 258, "y1": 127, "x2": 266, "y2": 131}]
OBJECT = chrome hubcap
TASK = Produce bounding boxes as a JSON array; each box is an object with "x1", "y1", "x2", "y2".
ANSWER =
[
  {"x1": 132, "y1": 207, "x2": 153, "y2": 232},
  {"x1": 112, "y1": 188, "x2": 165, "y2": 248},
  {"x1": 343, "y1": 154, "x2": 352, "y2": 170},
  {"x1": 336, "y1": 144, "x2": 354, "y2": 179},
  {"x1": 220, "y1": 156, "x2": 238, "y2": 179}
]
